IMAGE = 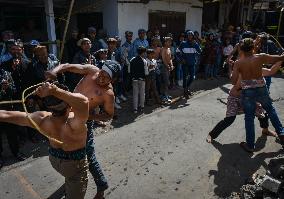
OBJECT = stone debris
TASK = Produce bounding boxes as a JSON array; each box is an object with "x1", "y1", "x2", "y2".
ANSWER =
[
  {"x1": 260, "y1": 175, "x2": 282, "y2": 193},
  {"x1": 233, "y1": 155, "x2": 284, "y2": 199}
]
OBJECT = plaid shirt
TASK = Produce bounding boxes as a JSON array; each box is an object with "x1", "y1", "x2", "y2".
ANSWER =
[{"x1": 0, "y1": 69, "x2": 16, "y2": 109}]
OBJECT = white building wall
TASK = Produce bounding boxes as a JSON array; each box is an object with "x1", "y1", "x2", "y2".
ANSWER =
[{"x1": 117, "y1": 0, "x2": 203, "y2": 39}]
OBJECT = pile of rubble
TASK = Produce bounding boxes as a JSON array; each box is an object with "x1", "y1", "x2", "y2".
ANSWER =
[{"x1": 237, "y1": 155, "x2": 284, "y2": 199}]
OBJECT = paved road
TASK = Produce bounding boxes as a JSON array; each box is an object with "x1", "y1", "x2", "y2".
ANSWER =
[{"x1": 1, "y1": 77, "x2": 284, "y2": 199}]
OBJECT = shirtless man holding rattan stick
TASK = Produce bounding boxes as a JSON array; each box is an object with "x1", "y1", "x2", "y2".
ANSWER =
[{"x1": 0, "y1": 82, "x2": 89, "y2": 199}]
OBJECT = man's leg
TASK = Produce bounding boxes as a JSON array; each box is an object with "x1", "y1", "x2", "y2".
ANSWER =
[
  {"x1": 5, "y1": 124, "x2": 20, "y2": 157},
  {"x1": 264, "y1": 76, "x2": 272, "y2": 92},
  {"x1": 132, "y1": 80, "x2": 139, "y2": 111},
  {"x1": 160, "y1": 67, "x2": 169, "y2": 97},
  {"x1": 187, "y1": 65, "x2": 195, "y2": 90},
  {"x1": 256, "y1": 87, "x2": 284, "y2": 138},
  {"x1": 204, "y1": 64, "x2": 210, "y2": 79},
  {"x1": 182, "y1": 64, "x2": 189, "y2": 97},
  {"x1": 145, "y1": 77, "x2": 150, "y2": 104},
  {"x1": 63, "y1": 159, "x2": 88, "y2": 199},
  {"x1": 241, "y1": 89, "x2": 257, "y2": 150},
  {"x1": 151, "y1": 77, "x2": 162, "y2": 104},
  {"x1": 208, "y1": 116, "x2": 236, "y2": 141},
  {"x1": 86, "y1": 121, "x2": 108, "y2": 193},
  {"x1": 49, "y1": 156, "x2": 88, "y2": 199},
  {"x1": 139, "y1": 80, "x2": 146, "y2": 109},
  {"x1": 165, "y1": 70, "x2": 170, "y2": 96}
]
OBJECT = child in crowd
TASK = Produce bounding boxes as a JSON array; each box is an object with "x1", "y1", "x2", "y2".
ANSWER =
[
  {"x1": 130, "y1": 46, "x2": 147, "y2": 113},
  {"x1": 95, "y1": 49, "x2": 108, "y2": 69},
  {"x1": 222, "y1": 39, "x2": 233, "y2": 75},
  {"x1": 145, "y1": 49, "x2": 162, "y2": 105},
  {"x1": 203, "y1": 33, "x2": 216, "y2": 79}
]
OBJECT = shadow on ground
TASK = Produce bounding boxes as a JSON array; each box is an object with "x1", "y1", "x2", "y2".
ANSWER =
[
  {"x1": 1, "y1": 128, "x2": 48, "y2": 170},
  {"x1": 47, "y1": 184, "x2": 65, "y2": 199},
  {"x1": 210, "y1": 138, "x2": 282, "y2": 198},
  {"x1": 112, "y1": 77, "x2": 229, "y2": 129}
]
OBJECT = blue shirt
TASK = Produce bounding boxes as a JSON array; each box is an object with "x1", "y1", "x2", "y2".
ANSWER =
[
  {"x1": 122, "y1": 41, "x2": 133, "y2": 60},
  {"x1": 178, "y1": 41, "x2": 201, "y2": 66},
  {"x1": 0, "y1": 52, "x2": 12, "y2": 65},
  {"x1": 131, "y1": 38, "x2": 149, "y2": 58}
]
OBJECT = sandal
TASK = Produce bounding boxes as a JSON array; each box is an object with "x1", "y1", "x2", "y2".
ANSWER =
[{"x1": 262, "y1": 129, "x2": 278, "y2": 137}]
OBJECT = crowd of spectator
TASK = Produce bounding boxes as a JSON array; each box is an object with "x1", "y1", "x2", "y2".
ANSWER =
[{"x1": 0, "y1": 23, "x2": 283, "y2": 168}]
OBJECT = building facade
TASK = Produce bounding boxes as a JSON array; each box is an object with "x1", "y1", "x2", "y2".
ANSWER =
[{"x1": 0, "y1": 0, "x2": 203, "y2": 55}]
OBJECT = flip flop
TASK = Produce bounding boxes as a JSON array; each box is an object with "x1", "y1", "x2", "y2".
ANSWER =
[{"x1": 240, "y1": 142, "x2": 254, "y2": 153}]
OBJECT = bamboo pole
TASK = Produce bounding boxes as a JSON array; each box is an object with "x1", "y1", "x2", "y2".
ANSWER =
[
  {"x1": 59, "y1": 0, "x2": 75, "y2": 61},
  {"x1": 277, "y1": 7, "x2": 284, "y2": 40}
]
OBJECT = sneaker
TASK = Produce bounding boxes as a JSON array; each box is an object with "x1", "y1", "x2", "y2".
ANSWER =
[
  {"x1": 187, "y1": 90, "x2": 192, "y2": 96},
  {"x1": 178, "y1": 80, "x2": 183, "y2": 87},
  {"x1": 119, "y1": 95, "x2": 127, "y2": 101},
  {"x1": 115, "y1": 97, "x2": 121, "y2": 104},
  {"x1": 161, "y1": 95, "x2": 167, "y2": 102},
  {"x1": 184, "y1": 89, "x2": 189, "y2": 99},
  {"x1": 140, "y1": 107, "x2": 144, "y2": 112},
  {"x1": 133, "y1": 109, "x2": 138, "y2": 114},
  {"x1": 114, "y1": 102, "x2": 122, "y2": 109}
]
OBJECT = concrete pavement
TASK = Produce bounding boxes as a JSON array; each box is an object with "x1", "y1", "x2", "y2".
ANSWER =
[{"x1": 1, "y1": 77, "x2": 284, "y2": 199}]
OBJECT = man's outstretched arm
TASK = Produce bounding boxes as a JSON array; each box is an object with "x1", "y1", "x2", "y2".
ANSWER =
[
  {"x1": 45, "y1": 63, "x2": 99, "y2": 79},
  {"x1": 259, "y1": 54, "x2": 284, "y2": 65},
  {"x1": 262, "y1": 61, "x2": 282, "y2": 77},
  {"x1": 0, "y1": 110, "x2": 46, "y2": 129}
]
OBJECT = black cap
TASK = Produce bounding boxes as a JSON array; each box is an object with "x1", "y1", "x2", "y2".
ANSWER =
[{"x1": 137, "y1": 46, "x2": 147, "y2": 55}]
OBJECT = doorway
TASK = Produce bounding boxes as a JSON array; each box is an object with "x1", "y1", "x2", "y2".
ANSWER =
[
  {"x1": 77, "y1": 12, "x2": 103, "y2": 35},
  {"x1": 149, "y1": 11, "x2": 186, "y2": 40}
]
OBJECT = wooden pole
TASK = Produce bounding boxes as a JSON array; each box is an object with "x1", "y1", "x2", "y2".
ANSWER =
[
  {"x1": 277, "y1": 7, "x2": 284, "y2": 40},
  {"x1": 44, "y1": 0, "x2": 57, "y2": 55},
  {"x1": 59, "y1": 0, "x2": 75, "y2": 61}
]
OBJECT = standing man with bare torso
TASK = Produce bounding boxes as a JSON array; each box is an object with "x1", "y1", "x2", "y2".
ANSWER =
[
  {"x1": 231, "y1": 38, "x2": 284, "y2": 152},
  {"x1": 46, "y1": 60, "x2": 120, "y2": 199},
  {"x1": 0, "y1": 82, "x2": 89, "y2": 199},
  {"x1": 161, "y1": 37, "x2": 174, "y2": 103}
]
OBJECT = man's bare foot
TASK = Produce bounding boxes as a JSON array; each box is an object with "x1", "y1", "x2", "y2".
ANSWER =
[
  {"x1": 206, "y1": 135, "x2": 212, "y2": 143},
  {"x1": 94, "y1": 191, "x2": 105, "y2": 199},
  {"x1": 262, "y1": 129, "x2": 278, "y2": 137}
]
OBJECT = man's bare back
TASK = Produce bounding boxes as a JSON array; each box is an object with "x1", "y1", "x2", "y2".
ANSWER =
[
  {"x1": 235, "y1": 55, "x2": 264, "y2": 80},
  {"x1": 36, "y1": 111, "x2": 87, "y2": 151},
  {"x1": 232, "y1": 53, "x2": 284, "y2": 85}
]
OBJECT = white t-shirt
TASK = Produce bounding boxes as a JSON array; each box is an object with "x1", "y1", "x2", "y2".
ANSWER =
[
  {"x1": 142, "y1": 57, "x2": 149, "y2": 76},
  {"x1": 146, "y1": 58, "x2": 157, "y2": 73}
]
